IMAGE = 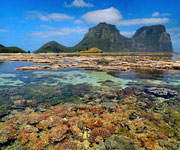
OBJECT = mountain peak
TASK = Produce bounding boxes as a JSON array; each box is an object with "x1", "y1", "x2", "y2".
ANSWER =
[
  {"x1": 0, "y1": 44, "x2": 5, "y2": 48},
  {"x1": 36, "y1": 41, "x2": 67, "y2": 53},
  {"x1": 35, "y1": 23, "x2": 173, "y2": 53},
  {"x1": 133, "y1": 24, "x2": 166, "y2": 38},
  {"x1": 85, "y1": 22, "x2": 121, "y2": 40}
]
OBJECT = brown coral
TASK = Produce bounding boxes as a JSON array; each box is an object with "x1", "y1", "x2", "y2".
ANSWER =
[
  {"x1": 86, "y1": 118, "x2": 103, "y2": 129},
  {"x1": 70, "y1": 125, "x2": 83, "y2": 138},
  {"x1": 56, "y1": 141, "x2": 78, "y2": 150},
  {"x1": 28, "y1": 114, "x2": 45, "y2": 124},
  {"x1": 104, "y1": 123, "x2": 116, "y2": 134},
  {"x1": 37, "y1": 120, "x2": 49, "y2": 130},
  {"x1": 89, "y1": 127, "x2": 111, "y2": 142},
  {"x1": 46, "y1": 116, "x2": 63, "y2": 127},
  {"x1": 50, "y1": 125, "x2": 69, "y2": 143},
  {"x1": 24, "y1": 125, "x2": 39, "y2": 133}
]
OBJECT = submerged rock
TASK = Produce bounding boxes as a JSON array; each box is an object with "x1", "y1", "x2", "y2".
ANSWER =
[
  {"x1": 101, "y1": 103, "x2": 116, "y2": 110},
  {"x1": 95, "y1": 135, "x2": 138, "y2": 150},
  {"x1": 14, "y1": 100, "x2": 37, "y2": 107},
  {"x1": 145, "y1": 87, "x2": 177, "y2": 98}
]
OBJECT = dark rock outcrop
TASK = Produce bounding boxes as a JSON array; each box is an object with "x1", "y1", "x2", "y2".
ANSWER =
[
  {"x1": 132, "y1": 25, "x2": 173, "y2": 52},
  {"x1": 145, "y1": 87, "x2": 177, "y2": 98}
]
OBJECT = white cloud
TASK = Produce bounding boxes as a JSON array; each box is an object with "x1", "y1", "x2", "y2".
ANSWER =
[
  {"x1": 117, "y1": 18, "x2": 169, "y2": 26},
  {"x1": 167, "y1": 27, "x2": 180, "y2": 39},
  {"x1": 65, "y1": 0, "x2": 93, "y2": 7},
  {"x1": 152, "y1": 12, "x2": 160, "y2": 17},
  {"x1": 82, "y1": 7, "x2": 123, "y2": 24},
  {"x1": 167, "y1": 27, "x2": 180, "y2": 32},
  {"x1": 40, "y1": 25, "x2": 55, "y2": 30},
  {"x1": 0, "y1": 29, "x2": 10, "y2": 33},
  {"x1": 152, "y1": 12, "x2": 171, "y2": 17},
  {"x1": 82, "y1": 7, "x2": 170, "y2": 26},
  {"x1": 74, "y1": 19, "x2": 84, "y2": 24},
  {"x1": 120, "y1": 31, "x2": 135, "y2": 36},
  {"x1": 27, "y1": 11, "x2": 74, "y2": 22},
  {"x1": 28, "y1": 27, "x2": 88, "y2": 38}
]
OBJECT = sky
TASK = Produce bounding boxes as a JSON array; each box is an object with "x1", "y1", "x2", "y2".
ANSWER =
[{"x1": 0, "y1": 0, "x2": 180, "y2": 52}]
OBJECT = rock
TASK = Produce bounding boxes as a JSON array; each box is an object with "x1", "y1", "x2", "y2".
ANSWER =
[
  {"x1": 101, "y1": 103, "x2": 116, "y2": 110},
  {"x1": 35, "y1": 23, "x2": 173, "y2": 53},
  {"x1": 28, "y1": 114, "x2": 45, "y2": 124},
  {"x1": 14, "y1": 100, "x2": 37, "y2": 107},
  {"x1": 50, "y1": 125, "x2": 68, "y2": 143},
  {"x1": 133, "y1": 25, "x2": 173, "y2": 52},
  {"x1": 145, "y1": 87, "x2": 177, "y2": 98},
  {"x1": 24, "y1": 125, "x2": 39, "y2": 133},
  {"x1": 95, "y1": 135, "x2": 138, "y2": 150}
]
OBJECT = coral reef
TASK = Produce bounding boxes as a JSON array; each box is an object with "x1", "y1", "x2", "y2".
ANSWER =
[
  {"x1": 0, "y1": 83, "x2": 180, "y2": 150},
  {"x1": 95, "y1": 135, "x2": 138, "y2": 150},
  {"x1": 89, "y1": 127, "x2": 111, "y2": 142}
]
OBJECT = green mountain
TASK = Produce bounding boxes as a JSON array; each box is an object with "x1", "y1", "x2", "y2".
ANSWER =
[
  {"x1": 0, "y1": 44, "x2": 5, "y2": 48},
  {"x1": 35, "y1": 41, "x2": 69, "y2": 53},
  {"x1": 35, "y1": 22, "x2": 173, "y2": 53},
  {"x1": 0, "y1": 44, "x2": 26, "y2": 53}
]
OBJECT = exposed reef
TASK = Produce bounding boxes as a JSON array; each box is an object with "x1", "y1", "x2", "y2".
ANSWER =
[{"x1": 0, "y1": 54, "x2": 180, "y2": 72}]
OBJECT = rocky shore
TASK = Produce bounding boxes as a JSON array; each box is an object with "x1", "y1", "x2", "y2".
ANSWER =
[{"x1": 0, "y1": 54, "x2": 180, "y2": 72}]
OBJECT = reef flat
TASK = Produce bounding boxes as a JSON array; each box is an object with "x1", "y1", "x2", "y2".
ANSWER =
[
  {"x1": 0, "y1": 53, "x2": 180, "y2": 72},
  {"x1": 0, "y1": 53, "x2": 180, "y2": 150},
  {"x1": 0, "y1": 87, "x2": 180, "y2": 150}
]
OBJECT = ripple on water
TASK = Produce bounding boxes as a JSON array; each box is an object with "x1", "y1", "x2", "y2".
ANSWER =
[
  {"x1": 32, "y1": 70, "x2": 132, "y2": 88},
  {"x1": 0, "y1": 73, "x2": 24, "y2": 86}
]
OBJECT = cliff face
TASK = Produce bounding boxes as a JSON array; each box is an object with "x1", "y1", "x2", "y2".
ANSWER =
[
  {"x1": 73, "y1": 22, "x2": 128, "y2": 52},
  {"x1": 132, "y1": 25, "x2": 173, "y2": 52},
  {"x1": 35, "y1": 22, "x2": 173, "y2": 53}
]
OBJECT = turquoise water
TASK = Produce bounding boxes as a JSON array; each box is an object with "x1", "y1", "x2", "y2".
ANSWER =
[
  {"x1": 0, "y1": 61, "x2": 180, "y2": 87},
  {"x1": 0, "y1": 61, "x2": 180, "y2": 118}
]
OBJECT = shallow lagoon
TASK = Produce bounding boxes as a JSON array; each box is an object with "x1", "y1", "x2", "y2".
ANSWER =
[
  {"x1": 0, "y1": 61, "x2": 180, "y2": 109},
  {"x1": 1, "y1": 61, "x2": 180, "y2": 87},
  {"x1": 0, "y1": 61, "x2": 180, "y2": 149}
]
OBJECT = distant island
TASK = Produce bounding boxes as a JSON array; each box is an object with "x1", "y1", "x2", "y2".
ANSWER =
[
  {"x1": 0, "y1": 44, "x2": 26, "y2": 53},
  {"x1": 35, "y1": 22, "x2": 173, "y2": 53}
]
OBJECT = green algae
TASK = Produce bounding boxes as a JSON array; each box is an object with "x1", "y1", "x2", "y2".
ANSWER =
[
  {"x1": 158, "y1": 123, "x2": 175, "y2": 137},
  {"x1": 0, "y1": 105, "x2": 10, "y2": 118}
]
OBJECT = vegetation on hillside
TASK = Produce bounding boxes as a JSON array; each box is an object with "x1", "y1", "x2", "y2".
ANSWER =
[
  {"x1": 0, "y1": 45, "x2": 26, "y2": 53},
  {"x1": 35, "y1": 22, "x2": 173, "y2": 53},
  {"x1": 79, "y1": 47, "x2": 102, "y2": 53}
]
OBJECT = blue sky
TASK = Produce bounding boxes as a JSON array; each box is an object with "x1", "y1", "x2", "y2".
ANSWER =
[{"x1": 0, "y1": 0, "x2": 180, "y2": 52}]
